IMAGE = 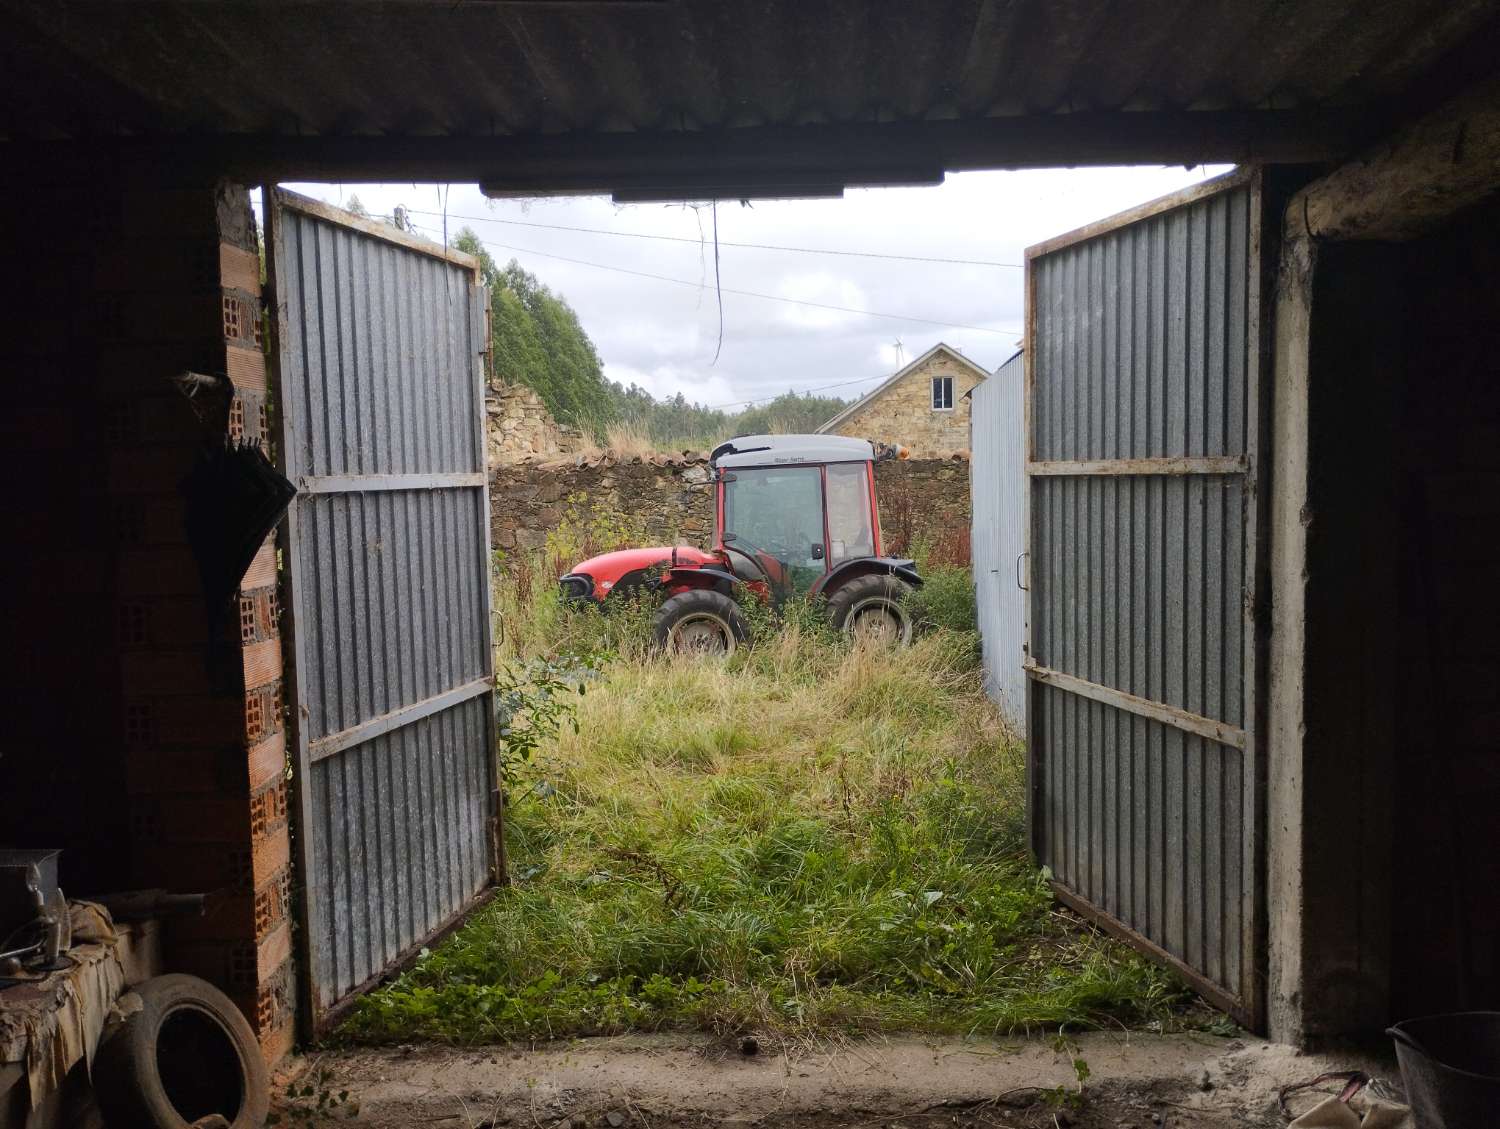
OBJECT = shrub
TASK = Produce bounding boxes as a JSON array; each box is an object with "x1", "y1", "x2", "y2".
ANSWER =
[{"x1": 343, "y1": 561, "x2": 1187, "y2": 1046}]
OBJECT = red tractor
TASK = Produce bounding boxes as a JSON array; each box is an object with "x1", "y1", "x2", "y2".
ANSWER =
[{"x1": 559, "y1": 434, "x2": 922, "y2": 653}]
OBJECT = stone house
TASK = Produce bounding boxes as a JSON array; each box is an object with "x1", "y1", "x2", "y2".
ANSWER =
[{"x1": 816, "y1": 343, "x2": 989, "y2": 456}]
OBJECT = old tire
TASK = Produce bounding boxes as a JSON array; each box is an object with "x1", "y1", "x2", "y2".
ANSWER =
[
  {"x1": 827, "y1": 574, "x2": 916, "y2": 645},
  {"x1": 93, "y1": 974, "x2": 269, "y2": 1129},
  {"x1": 653, "y1": 589, "x2": 749, "y2": 655}
]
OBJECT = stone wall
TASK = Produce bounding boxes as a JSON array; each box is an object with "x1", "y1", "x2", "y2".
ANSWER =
[
  {"x1": 873, "y1": 456, "x2": 971, "y2": 560},
  {"x1": 824, "y1": 349, "x2": 987, "y2": 457},
  {"x1": 490, "y1": 452, "x2": 970, "y2": 560},
  {"x1": 486, "y1": 380, "x2": 589, "y2": 465}
]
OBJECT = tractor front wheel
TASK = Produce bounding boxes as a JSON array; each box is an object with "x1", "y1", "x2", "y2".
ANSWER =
[
  {"x1": 654, "y1": 589, "x2": 749, "y2": 656},
  {"x1": 827, "y1": 575, "x2": 915, "y2": 646}
]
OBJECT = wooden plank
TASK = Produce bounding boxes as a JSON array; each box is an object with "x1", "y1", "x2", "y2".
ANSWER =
[
  {"x1": 1027, "y1": 456, "x2": 1247, "y2": 476},
  {"x1": 1026, "y1": 168, "x2": 1257, "y2": 261},
  {"x1": 264, "y1": 190, "x2": 323, "y2": 1042},
  {"x1": 27, "y1": 109, "x2": 1359, "y2": 188},
  {"x1": 274, "y1": 189, "x2": 481, "y2": 279},
  {"x1": 308, "y1": 677, "x2": 492, "y2": 764},
  {"x1": 1024, "y1": 660, "x2": 1247, "y2": 750},
  {"x1": 1242, "y1": 167, "x2": 1272, "y2": 1035},
  {"x1": 1051, "y1": 884, "x2": 1252, "y2": 1026},
  {"x1": 297, "y1": 471, "x2": 486, "y2": 494}
]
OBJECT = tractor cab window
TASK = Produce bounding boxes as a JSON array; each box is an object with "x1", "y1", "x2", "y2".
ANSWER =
[
  {"x1": 825, "y1": 462, "x2": 875, "y2": 564},
  {"x1": 723, "y1": 466, "x2": 825, "y2": 595}
]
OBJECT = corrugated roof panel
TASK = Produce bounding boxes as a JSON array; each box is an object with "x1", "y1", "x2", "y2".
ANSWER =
[
  {"x1": 0, "y1": 0, "x2": 1491, "y2": 188},
  {"x1": 4, "y1": 0, "x2": 1490, "y2": 142}
]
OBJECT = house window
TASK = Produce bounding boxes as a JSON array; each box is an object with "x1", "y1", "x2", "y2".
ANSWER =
[{"x1": 931, "y1": 375, "x2": 954, "y2": 411}]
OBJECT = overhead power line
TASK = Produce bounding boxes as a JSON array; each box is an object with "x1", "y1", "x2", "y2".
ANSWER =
[
  {"x1": 704, "y1": 371, "x2": 891, "y2": 411},
  {"x1": 404, "y1": 207, "x2": 1023, "y2": 268},
  {"x1": 423, "y1": 224, "x2": 1022, "y2": 337}
]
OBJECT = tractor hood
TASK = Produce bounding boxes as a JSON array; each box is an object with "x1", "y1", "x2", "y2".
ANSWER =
[{"x1": 563, "y1": 545, "x2": 721, "y2": 600}]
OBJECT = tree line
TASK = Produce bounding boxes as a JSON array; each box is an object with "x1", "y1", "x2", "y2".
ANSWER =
[{"x1": 451, "y1": 228, "x2": 847, "y2": 450}]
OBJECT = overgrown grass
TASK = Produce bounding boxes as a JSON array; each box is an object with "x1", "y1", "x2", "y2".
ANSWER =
[{"x1": 343, "y1": 557, "x2": 1188, "y2": 1045}]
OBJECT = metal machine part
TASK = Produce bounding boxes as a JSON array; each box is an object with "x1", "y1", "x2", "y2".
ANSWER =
[{"x1": 0, "y1": 849, "x2": 71, "y2": 974}]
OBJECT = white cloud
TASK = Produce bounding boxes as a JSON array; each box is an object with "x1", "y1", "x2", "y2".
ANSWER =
[
  {"x1": 261, "y1": 165, "x2": 1233, "y2": 410},
  {"x1": 606, "y1": 362, "x2": 735, "y2": 407},
  {"x1": 770, "y1": 271, "x2": 869, "y2": 331}
]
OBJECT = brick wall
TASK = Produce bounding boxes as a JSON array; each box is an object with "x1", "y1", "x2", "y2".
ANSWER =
[
  {"x1": 490, "y1": 452, "x2": 970, "y2": 558},
  {"x1": 824, "y1": 349, "x2": 987, "y2": 457},
  {"x1": 1, "y1": 171, "x2": 295, "y2": 1065},
  {"x1": 113, "y1": 184, "x2": 296, "y2": 1063}
]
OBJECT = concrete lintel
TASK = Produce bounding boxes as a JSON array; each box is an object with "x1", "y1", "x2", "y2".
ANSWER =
[{"x1": 1296, "y1": 71, "x2": 1500, "y2": 242}]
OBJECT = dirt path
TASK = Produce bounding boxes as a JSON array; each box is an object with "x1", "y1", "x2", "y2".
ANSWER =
[{"x1": 276, "y1": 1032, "x2": 1399, "y2": 1128}]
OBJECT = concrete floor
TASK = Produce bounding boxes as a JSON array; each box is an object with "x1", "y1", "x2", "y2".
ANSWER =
[{"x1": 275, "y1": 1032, "x2": 1405, "y2": 1128}]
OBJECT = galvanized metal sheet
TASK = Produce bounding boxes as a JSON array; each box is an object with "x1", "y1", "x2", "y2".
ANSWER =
[
  {"x1": 1024, "y1": 171, "x2": 1265, "y2": 1027},
  {"x1": 969, "y1": 350, "x2": 1027, "y2": 729},
  {"x1": 13, "y1": 2, "x2": 1485, "y2": 144},
  {"x1": 270, "y1": 190, "x2": 497, "y2": 1028}
]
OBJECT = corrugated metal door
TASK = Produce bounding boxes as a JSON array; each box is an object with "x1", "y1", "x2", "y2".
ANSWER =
[
  {"x1": 1024, "y1": 170, "x2": 1267, "y2": 1028},
  {"x1": 267, "y1": 190, "x2": 498, "y2": 1031},
  {"x1": 970, "y1": 350, "x2": 1027, "y2": 729}
]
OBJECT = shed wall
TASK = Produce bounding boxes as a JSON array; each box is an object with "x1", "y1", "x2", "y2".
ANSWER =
[
  {"x1": 0, "y1": 171, "x2": 296, "y2": 1062},
  {"x1": 271, "y1": 197, "x2": 497, "y2": 1027},
  {"x1": 1026, "y1": 175, "x2": 1263, "y2": 1025},
  {"x1": 1279, "y1": 199, "x2": 1500, "y2": 1037},
  {"x1": 969, "y1": 351, "x2": 1026, "y2": 727}
]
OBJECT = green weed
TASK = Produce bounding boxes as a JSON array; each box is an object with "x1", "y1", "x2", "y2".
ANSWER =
[{"x1": 343, "y1": 537, "x2": 1187, "y2": 1045}]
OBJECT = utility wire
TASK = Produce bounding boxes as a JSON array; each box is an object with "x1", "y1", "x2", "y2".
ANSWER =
[
  {"x1": 422, "y1": 224, "x2": 1022, "y2": 337},
  {"x1": 710, "y1": 200, "x2": 724, "y2": 365},
  {"x1": 704, "y1": 371, "x2": 892, "y2": 410},
  {"x1": 404, "y1": 207, "x2": 1023, "y2": 268}
]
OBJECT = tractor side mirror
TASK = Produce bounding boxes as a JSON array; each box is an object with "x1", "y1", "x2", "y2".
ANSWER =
[{"x1": 810, "y1": 543, "x2": 825, "y2": 561}]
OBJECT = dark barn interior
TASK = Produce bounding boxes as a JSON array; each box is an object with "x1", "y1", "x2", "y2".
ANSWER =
[
  {"x1": 1291, "y1": 195, "x2": 1500, "y2": 1034},
  {"x1": 2, "y1": 5, "x2": 1499, "y2": 1115}
]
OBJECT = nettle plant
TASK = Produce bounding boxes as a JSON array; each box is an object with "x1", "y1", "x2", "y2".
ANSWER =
[
  {"x1": 543, "y1": 492, "x2": 648, "y2": 565},
  {"x1": 493, "y1": 654, "x2": 600, "y2": 785}
]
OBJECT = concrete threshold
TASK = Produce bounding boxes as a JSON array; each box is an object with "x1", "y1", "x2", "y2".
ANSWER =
[{"x1": 279, "y1": 1032, "x2": 1402, "y2": 1128}]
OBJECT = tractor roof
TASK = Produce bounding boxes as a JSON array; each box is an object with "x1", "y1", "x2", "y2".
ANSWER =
[{"x1": 711, "y1": 434, "x2": 874, "y2": 469}]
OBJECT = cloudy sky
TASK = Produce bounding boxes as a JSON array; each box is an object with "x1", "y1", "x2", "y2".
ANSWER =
[{"x1": 264, "y1": 165, "x2": 1229, "y2": 412}]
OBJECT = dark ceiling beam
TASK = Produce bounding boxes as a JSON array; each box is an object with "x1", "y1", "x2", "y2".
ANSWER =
[
  {"x1": 1298, "y1": 71, "x2": 1500, "y2": 242},
  {"x1": 3, "y1": 108, "x2": 1365, "y2": 187}
]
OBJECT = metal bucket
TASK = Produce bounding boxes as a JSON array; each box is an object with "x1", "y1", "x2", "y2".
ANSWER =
[{"x1": 1387, "y1": 1012, "x2": 1500, "y2": 1129}]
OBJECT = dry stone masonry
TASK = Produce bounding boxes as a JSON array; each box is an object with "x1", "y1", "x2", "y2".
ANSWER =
[
  {"x1": 486, "y1": 381, "x2": 589, "y2": 465},
  {"x1": 490, "y1": 452, "x2": 970, "y2": 557}
]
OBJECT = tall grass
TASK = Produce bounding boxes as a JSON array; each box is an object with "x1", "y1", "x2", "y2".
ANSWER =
[{"x1": 345, "y1": 554, "x2": 1185, "y2": 1045}]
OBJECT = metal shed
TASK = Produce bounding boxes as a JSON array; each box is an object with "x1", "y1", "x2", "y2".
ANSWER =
[
  {"x1": 267, "y1": 191, "x2": 500, "y2": 1033},
  {"x1": 1023, "y1": 170, "x2": 1269, "y2": 1028},
  {"x1": 969, "y1": 349, "x2": 1027, "y2": 730}
]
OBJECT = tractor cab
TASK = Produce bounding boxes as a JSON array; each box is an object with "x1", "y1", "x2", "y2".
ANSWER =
[
  {"x1": 711, "y1": 435, "x2": 892, "y2": 600},
  {"x1": 560, "y1": 434, "x2": 921, "y2": 654}
]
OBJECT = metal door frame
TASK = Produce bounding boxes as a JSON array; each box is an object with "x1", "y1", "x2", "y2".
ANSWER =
[
  {"x1": 265, "y1": 189, "x2": 500, "y2": 1036},
  {"x1": 1021, "y1": 167, "x2": 1271, "y2": 1030}
]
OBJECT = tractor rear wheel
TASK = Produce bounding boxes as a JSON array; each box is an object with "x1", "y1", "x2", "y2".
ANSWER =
[
  {"x1": 827, "y1": 574, "x2": 915, "y2": 645},
  {"x1": 654, "y1": 589, "x2": 749, "y2": 656}
]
